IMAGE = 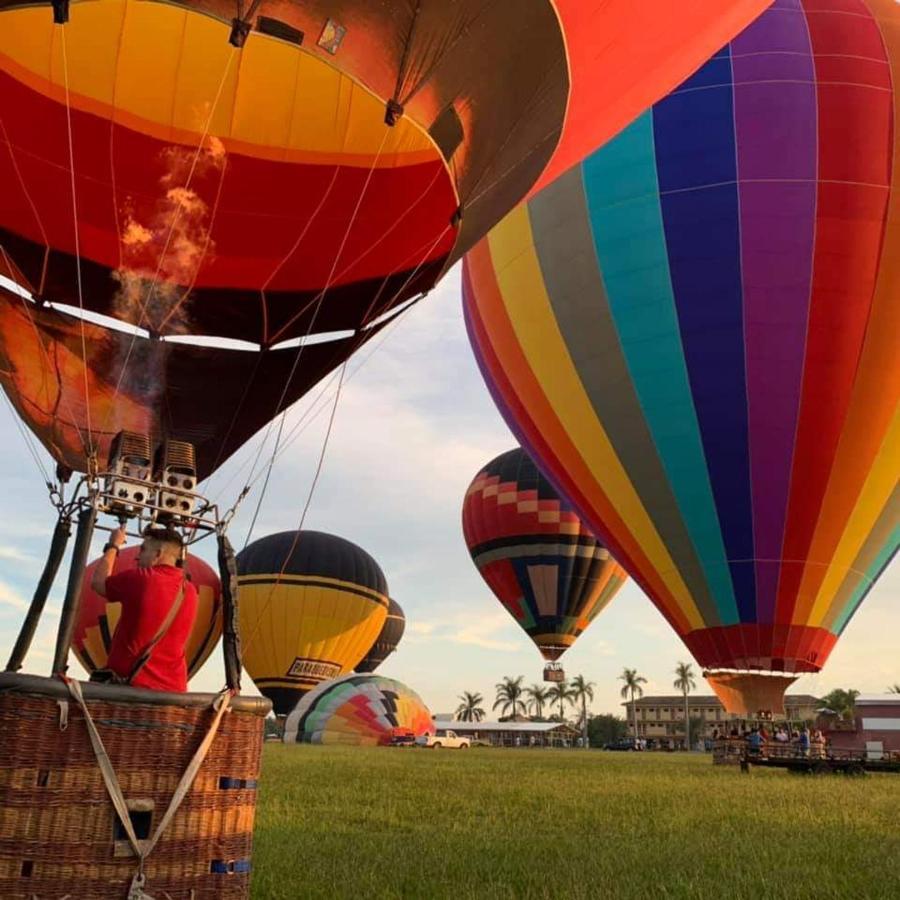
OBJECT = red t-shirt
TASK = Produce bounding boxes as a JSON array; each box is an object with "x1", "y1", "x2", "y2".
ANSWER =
[{"x1": 105, "y1": 564, "x2": 198, "y2": 692}]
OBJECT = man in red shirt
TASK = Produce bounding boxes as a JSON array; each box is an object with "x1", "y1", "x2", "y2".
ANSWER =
[{"x1": 90, "y1": 525, "x2": 198, "y2": 692}]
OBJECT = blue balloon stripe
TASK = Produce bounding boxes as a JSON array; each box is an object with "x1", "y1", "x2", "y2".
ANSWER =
[{"x1": 652, "y1": 51, "x2": 757, "y2": 624}]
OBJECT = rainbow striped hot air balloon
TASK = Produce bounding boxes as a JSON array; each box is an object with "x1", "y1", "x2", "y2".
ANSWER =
[
  {"x1": 464, "y1": 0, "x2": 900, "y2": 715},
  {"x1": 282, "y1": 674, "x2": 433, "y2": 746}
]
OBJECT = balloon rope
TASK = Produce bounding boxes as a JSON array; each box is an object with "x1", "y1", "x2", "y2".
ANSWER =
[
  {"x1": 0, "y1": 243, "x2": 92, "y2": 463},
  {"x1": 239, "y1": 358, "x2": 349, "y2": 655},
  {"x1": 98, "y1": 49, "x2": 237, "y2": 441},
  {"x1": 253, "y1": 225, "x2": 450, "y2": 482},
  {"x1": 1, "y1": 389, "x2": 52, "y2": 485},
  {"x1": 60, "y1": 27, "x2": 95, "y2": 461},
  {"x1": 216, "y1": 219, "x2": 447, "y2": 523},
  {"x1": 238, "y1": 129, "x2": 391, "y2": 548}
]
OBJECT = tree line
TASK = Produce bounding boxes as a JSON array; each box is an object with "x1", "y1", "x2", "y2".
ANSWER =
[{"x1": 455, "y1": 668, "x2": 900, "y2": 749}]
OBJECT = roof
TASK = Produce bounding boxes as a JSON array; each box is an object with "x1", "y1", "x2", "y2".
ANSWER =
[
  {"x1": 442, "y1": 721, "x2": 577, "y2": 733},
  {"x1": 621, "y1": 694, "x2": 820, "y2": 706},
  {"x1": 856, "y1": 695, "x2": 900, "y2": 706}
]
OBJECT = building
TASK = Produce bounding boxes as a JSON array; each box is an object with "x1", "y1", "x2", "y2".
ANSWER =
[
  {"x1": 440, "y1": 720, "x2": 581, "y2": 747},
  {"x1": 622, "y1": 694, "x2": 820, "y2": 749},
  {"x1": 821, "y1": 695, "x2": 900, "y2": 758}
]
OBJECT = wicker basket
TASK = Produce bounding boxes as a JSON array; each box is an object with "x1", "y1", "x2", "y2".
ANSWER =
[{"x1": 0, "y1": 673, "x2": 269, "y2": 899}]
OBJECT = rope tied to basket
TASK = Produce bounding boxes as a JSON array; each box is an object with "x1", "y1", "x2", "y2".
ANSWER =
[{"x1": 63, "y1": 680, "x2": 233, "y2": 898}]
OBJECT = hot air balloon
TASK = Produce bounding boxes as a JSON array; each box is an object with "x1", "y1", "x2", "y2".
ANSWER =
[
  {"x1": 464, "y1": 0, "x2": 900, "y2": 716},
  {"x1": 0, "y1": 0, "x2": 770, "y2": 478},
  {"x1": 72, "y1": 546, "x2": 222, "y2": 679},
  {"x1": 237, "y1": 531, "x2": 389, "y2": 716},
  {"x1": 356, "y1": 598, "x2": 405, "y2": 673},
  {"x1": 463, "y1": 448, "x2": 628, "y2": 681},
  {"x1": 283, "y1": 673, "x2": 433, "y2": 746}
]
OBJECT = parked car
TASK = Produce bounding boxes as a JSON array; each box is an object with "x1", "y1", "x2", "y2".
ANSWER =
[
  {"x1": 416, "y1": 728, "x2": 471, "y2": 749},
  {"x1": 604, "y1": 738, "x2": 643, "y2": 751},
  {"x1": 387, "y1": 728, "x2": 417, "y2": 747}
]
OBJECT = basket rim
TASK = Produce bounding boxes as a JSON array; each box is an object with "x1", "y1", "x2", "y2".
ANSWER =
[{"x1": 0, "y1": 672, "x2": 271, "y2": 716}]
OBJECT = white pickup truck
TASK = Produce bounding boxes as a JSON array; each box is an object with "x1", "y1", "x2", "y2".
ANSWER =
[{"x1": 416, "y1": 728, "x2": 471, "y2": 749}]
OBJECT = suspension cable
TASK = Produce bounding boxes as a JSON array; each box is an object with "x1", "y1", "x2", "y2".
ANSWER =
[
  {"x1": 60, "y1": 26, "x2": 95, "y2": 462},
  {"x1": 239, "y1": 358, "x2": 349, "y2": 655}
]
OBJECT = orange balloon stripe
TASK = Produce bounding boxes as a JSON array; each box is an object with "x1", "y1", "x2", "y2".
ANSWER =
[{"x1": 465, "y1": 241, "x2": 692, "y2": 636}]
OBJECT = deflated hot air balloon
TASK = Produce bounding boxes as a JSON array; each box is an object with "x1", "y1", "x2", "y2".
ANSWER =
[
  {"x1": 0, "y1": 0, "x2": 769, "y2": 477},
  {"x1": 283, "y1": 673, "x2": 433, "y2": 746},
  {"x1": 237, "y1": 531, "x2": 389, "y2": 716},
  {"x1": 73, "y1": 545, "x2": 222, "y2": 679},
  {"x1": 463, "y1": 448, "x2": 627, "y2": 681},
  {"x1": 355, "y1": 598, "x2": 405, "y2": 673},
  {"x1": 464, "y1": 0, "x2": 900, "y2": 716}
]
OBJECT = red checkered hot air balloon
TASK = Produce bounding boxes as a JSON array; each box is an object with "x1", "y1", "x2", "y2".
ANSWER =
[{"x1": 463, "y1": 448, "x2": 627, "y2": 680}]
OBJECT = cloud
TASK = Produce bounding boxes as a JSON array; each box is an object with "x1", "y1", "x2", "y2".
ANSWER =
[{"x1": 0, "y1": 579, "x2": 28, "y2": 612}]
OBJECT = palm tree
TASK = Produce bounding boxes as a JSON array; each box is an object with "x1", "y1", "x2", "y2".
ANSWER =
[
  {"x1": 887, "y1": 684, "x2": 900, "y2": 694},
  {"x1": 619, "y1": 668, "x2": 647, "y2": 742},
  {"x1": 546, "y1": 680, "x2": 573, "y2": 721},
  {"x1": 819, "y1": 688, "x2": 859, "y2": 722},
  {"x1": 455, "y1": 691, "x2": 485, "y2": 723},
  {"x1": 493, "y1": 676, "x2": 527, "y2": 719},
  {"x1": 673, "y1": 661, "x2": 696, "y2": 751},
  {"x1": 569, "y1": 675, "x2": 595, "y2": 749},
  {"x1": 525, "y1": 684, "x2": 550, "y2": 719}
]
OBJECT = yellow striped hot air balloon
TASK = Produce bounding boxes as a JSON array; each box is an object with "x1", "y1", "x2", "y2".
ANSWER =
[{"x1": 237, "y1": 531, "x2": 389, "y2": 716}]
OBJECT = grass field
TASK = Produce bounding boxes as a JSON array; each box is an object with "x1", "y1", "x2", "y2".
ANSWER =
[{"x1": 252, "y1": 745, "x2": 900, "y2": 900}]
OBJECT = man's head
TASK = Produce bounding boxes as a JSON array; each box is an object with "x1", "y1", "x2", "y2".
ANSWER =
[{"x1": 137, "y1": 526, "x2": 184, "y2": 568}]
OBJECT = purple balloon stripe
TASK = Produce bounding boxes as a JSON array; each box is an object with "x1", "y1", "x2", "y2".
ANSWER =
[{"x1": 732, "y1": 4, "x2": 817, "y2": 624}]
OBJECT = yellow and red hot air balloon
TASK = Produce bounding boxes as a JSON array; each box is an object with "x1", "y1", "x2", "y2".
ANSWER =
[
  {"x1": 237, "y1": 531, "x2": 389, "y2": 716},
  {"x1": 73, "y1": 545, "x2": 222, "y2": 679},
  {"x1": 0, "y1": 0, "x2": 769, "y2": 477},
  {"x1": 463, "y1": 448, "x2": 627, "y2": 679},
  {"x1": 464, "y1": 0, "x2": 900, "y2": 716}
]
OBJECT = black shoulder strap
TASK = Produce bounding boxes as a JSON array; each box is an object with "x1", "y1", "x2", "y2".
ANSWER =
[{"x1": 125, "y1": 576, "x2": 187, "y2": 684}]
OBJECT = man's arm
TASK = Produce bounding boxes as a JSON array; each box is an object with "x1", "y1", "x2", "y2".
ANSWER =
[{"x1": 90, "y1": 526, "x2": 127, "y2": 598}]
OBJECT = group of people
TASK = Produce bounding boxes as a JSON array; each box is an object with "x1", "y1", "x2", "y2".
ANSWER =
[{"x1": 712, "y1": 724, "x2": 828, "y2": 759}]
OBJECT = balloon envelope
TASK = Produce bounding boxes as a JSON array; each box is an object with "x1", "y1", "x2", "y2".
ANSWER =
[
  {"x1": 464, "y1": 0, "x2": 900, "y2": 713},
  {"x1": 237, "y1": 531, "x2": 389, "y2": 716},
  {"x1": 463, "y1": 448, "x2": 627, "y2": 662},
  {"x1": 73, "y1": 546, "x2": 222, "y2": 679},
  {"x1": 355, "y1": 598, "x2": 405, "y2": 673},
  {"x1": 283, "y1": 673, "x2": 433, "y2": 746},
  {"x1": 0, "y1": 0, "x2": 768, "y2": 475}
]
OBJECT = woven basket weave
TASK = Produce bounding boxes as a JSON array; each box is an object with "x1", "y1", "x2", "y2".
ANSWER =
[{"x1": 0, "y1": 674, "x2": 268, "y2": 900}]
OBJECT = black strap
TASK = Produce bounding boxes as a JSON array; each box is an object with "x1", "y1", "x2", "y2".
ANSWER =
[{"x1": 125, "y1": 576, "x2": 187, "y2": 684}]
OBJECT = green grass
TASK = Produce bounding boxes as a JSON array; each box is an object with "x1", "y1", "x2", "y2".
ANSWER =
[{"x1": 252, "y1": 746, "x2": 900, "y2": 900}]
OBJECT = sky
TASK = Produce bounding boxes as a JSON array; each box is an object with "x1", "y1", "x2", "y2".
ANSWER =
[{"x1": 0, "y1": 265, "x2": 897, "y2": 718}]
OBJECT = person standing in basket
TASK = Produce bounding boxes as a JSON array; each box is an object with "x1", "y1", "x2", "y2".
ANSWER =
[{"x1": 90, "y1": 525, "x2": 198, "y2": 692}]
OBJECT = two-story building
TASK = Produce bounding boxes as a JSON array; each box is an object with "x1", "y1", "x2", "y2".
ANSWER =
[{"x1": 622, "y1": 694, "x2": 820, "y2": 748}]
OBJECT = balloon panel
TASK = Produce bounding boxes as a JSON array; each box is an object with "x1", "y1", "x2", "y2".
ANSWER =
[
  {"x1": 73, "y1": 545, "x2": 222, "y2": 678},
  {"x1": 355, "y1": 598, "x2": 405, "y2": 673},
  {"x1": 463, "y1": 448, "x2": 627, "y2": 661},
  {"x1": 464, "y1": 0, "x2": 900, "y2": 679},
  {"x1": 283, "y1": 674, "x2": 433, "y2": 746},
  {"x1": 237, "y1": 531, "x2": 389, "y2": 716}
]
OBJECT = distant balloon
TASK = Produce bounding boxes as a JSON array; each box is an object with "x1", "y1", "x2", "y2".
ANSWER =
[
  {"x1": 464, "y1": 0, "x2": 900, "y2": 715},
  {"x1": 463, "y1": 448, "x2": 627, "y2": 665},
  {"x1": 237, "y1": 531, "x2": 389, "y2": 716},
  {"x1": 356, "y1": 598, "x2": 405, "y2": 673},
  {"x1": 283, "y1": 674, "x2": 433, "y2": 746},
  {"x1": 73, "y1": 546, "x2": 222, "y2": 680}
]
